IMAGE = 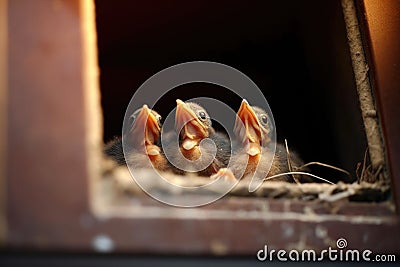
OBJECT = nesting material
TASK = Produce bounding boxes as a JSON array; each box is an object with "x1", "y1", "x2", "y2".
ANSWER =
[{"x1": 102, "y1": 159, "x2": 390, "y2": 204}]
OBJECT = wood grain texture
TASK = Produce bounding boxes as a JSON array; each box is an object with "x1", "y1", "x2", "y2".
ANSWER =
[
  {"x1": 362, "y1": 0, "x2": 400, "y2": 211},
  {"x1": 7, "y1": 0, "x2": 91, "y2": 248},
  {"x1": 0, "y1": 0, "x2": 8, "y2": 245}
]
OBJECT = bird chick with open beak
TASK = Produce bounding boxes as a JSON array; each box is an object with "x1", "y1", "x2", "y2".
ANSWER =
[
  {"x1": 212, "y1": 99, "x2": 305, "y2": 182},
  {"x1": 104, "y1": 105, "x2": 169, "y2": 171},
  {"x1": 166, "y1": 99, "x2": 230, "y2": 176}
]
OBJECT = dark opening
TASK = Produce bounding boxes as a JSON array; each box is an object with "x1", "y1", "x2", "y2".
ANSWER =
[{"x1": 95, "y1": 0, "x2": 367, "y2": 182}]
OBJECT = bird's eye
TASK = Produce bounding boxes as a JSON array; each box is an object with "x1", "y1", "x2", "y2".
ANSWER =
[
  {"x1": 198, "y1": 111, "x2": 207, "y2": 121},
  {"x1": 260, "y1": 114, "x2": 268, "y2": 125},
  {"x1": 157, "y1": 115, "x2": 162, "y2": 126},
  {"x1": 129, "y1": 115, "x2": 136, "y2": 126}
]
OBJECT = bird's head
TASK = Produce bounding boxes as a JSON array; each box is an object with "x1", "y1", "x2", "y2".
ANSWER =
[
  {"x1": 128, "y1": 105, "x2": 162, "y2": 155},
  {"x1": 233, "y1": 99, "x2": 272, "y2": 156},
  {"x1": 175, "y1": 99, "x2": 214, "y2": 151}
]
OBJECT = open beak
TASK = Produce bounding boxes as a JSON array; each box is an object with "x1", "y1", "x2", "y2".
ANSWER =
[
  {"x1": 175, "y1": 99, "x2": 209, "y2": 150},
  {"x1": 130, "y1": 105, "x2": 161, "y2": 154},
  {"x1": 234, "y1": 99, "x2": 262, "y2": 156}
]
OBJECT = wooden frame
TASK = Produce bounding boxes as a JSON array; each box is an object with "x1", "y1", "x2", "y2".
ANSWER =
[
  {"x1": 2, "y1": 0, "x2": 400, "y2": 256},
  {"x1": 0, "y1": 0, "x2": 8, "y2": 245},
  {"x1": 360, "y1": 0, "x2": 400, "y2": 210}
]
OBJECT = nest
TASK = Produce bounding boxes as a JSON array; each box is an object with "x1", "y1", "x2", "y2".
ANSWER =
[{"x1": 101, "y1": 143, "x2": 391, "y2": 204}]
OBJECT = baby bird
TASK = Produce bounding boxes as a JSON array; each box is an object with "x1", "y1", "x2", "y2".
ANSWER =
[
  {"x1": 212, "y1": 99, "x2": 305, "y2": 182},
  {"x1": 164, "y1": 99, "x2": 230, "y2": 176},
  {"x1": 104, "y1": 105, "x2": 169, "y2": 171}
]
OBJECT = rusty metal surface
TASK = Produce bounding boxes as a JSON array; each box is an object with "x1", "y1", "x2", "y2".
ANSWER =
[{"x1": 360, "y1": 0, "x2": 400, "y2": 209}]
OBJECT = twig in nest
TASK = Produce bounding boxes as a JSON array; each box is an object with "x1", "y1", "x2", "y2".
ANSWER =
[
  {"x1": 356, "y1": 147, "x2": 384, "y2": 183},
  {"x1": 356, "y1": 148, "x2": 379, "y2": 183},
  {"x1": 373, "y1": 165, "x2": 383, "y2": 182},
  {"x1": 356, "y1": 162, "x2": 362, "y2": 181},
  {"x1": 264, "y1": 171, "x2": 335, "y2": 185},
  {"x1": 299, "y1": 161, "x2": 351, "y2": 178},
  {"x1": 284, "y1": 139, "x2": 300, "y2": 184},
  {"x1": 283, "y1": 139, "x2": 337, "y2": 185},
  {"x1": 360, "y1": 148, "x2": 369, "y2": 182},
  {"x1": 319, "y1": 188, "x2": 356, "y2": 202}
]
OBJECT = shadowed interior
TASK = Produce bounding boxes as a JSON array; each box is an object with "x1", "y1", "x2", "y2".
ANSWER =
[{"x1": 95, "y1": 0, "x2": 367, "y2": 182}]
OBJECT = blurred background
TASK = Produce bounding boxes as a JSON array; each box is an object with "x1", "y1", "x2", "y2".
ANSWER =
[{"x1": 96, "y1": 0, "x2": 367, "y2": 182}]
